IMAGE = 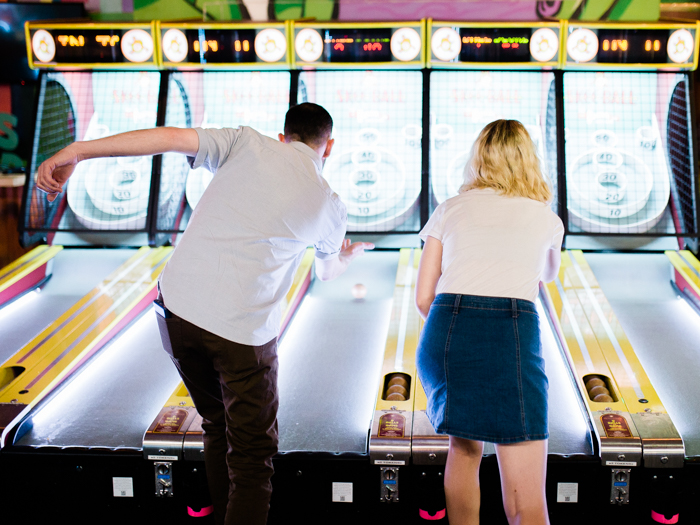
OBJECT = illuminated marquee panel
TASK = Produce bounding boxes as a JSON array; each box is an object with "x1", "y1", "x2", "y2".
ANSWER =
[
  {"x1": 429, "y1": 22, "x2": 561, "y2": 67},
  {"x1": 565, "y1": 25, "x2": 698, "y2": 68},
  {"x1": 292, "y1": 21, "x2": 424, "y2": 67},
  {"x1": 26, "y1": 23, "x2": 158, "y2": 68},
  {"x1": 159, "y1": 23, "x2": 289, "y2": 67}
]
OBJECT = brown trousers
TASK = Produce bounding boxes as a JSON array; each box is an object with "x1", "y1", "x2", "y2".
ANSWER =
[{"x1": 157, "y1": 307, "x2": 279, "y2": 525}]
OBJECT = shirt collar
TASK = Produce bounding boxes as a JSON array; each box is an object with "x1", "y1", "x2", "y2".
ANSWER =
[{"x1": 290, "y1": 141, "x2": 323, "y2": 173}]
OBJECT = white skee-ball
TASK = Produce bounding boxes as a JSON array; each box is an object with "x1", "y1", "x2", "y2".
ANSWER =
[{"x1": 352, "y1": 283, "x2": 367, "y2": 300}]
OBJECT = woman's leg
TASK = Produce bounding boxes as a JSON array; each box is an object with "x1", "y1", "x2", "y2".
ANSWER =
[
  {"x1": 495, "y1": 440, "x2": 549, "y2": 525},
  {"x1": 445, "y1": 436, "x2": 484, "y2": 525}
]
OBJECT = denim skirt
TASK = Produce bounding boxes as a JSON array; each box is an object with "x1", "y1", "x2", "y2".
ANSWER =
[{"x1": 416, "y1": 294, "x2": 548, "y2": 443}]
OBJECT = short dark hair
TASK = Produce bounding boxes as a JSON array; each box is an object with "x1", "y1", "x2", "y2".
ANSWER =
[{"x1": 284, "y1": 103, "x2": 333, "y2": 147}]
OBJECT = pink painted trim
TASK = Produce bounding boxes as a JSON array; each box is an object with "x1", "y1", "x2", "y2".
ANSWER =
[
  {"x1": 188, "y1": 505, "x2": 214, "y2": 517},
  {"x1": 0, "y1": 264, "x2": 47, "y2": 307},
  {"x1": 673, "y1": 268, "x2": 700, "y2": 300},
  {"x1": 419, "y1": 508, "x2": 446, "y2": 520},
  {"x1": 651, "y1": 510, "x2": 679, "y2": 524}
]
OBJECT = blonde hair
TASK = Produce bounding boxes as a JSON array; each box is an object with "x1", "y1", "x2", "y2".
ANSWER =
[{"x1": 460, "y1": 119, "x2": 552, "y2": 204}]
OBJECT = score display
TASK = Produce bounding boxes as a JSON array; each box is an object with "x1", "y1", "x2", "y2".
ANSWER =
[
  {"x1": 566, "y1": 26, "x2": 696, "y2": 66},
  {"x1": 29, "y1": 26, "x2": 156, "y2": 66},
  {"x1": 430, "y1": 24, "x2": 560, "y2": 65},
  {"x1": 293, "y1": 23, "x2": 423, "y2": 66},
  {"x1": 160, "y1": 26, "x2": 287, "y2": 65}
]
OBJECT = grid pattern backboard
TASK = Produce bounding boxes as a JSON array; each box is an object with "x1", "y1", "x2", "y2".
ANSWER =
[
  {"x1": 24, "y1": 71, "x2": 160, "y2": 235},
  {"x1": 158, "y1": 71, "x2": 290, "y2": 232},
  {"x1": 563, "y1": 72, "x2": 697, "y2": 236},
  {"x1": 298, "y1": 70, "x2": 423, "y2": 232},
  {"x1": 429, "y1": 71, "x2": 557, "y2": 215}
]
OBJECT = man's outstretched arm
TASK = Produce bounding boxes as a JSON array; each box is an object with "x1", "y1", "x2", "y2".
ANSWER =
[{"x1": 36, "y1": 127, "x2": 199, "y2": 201}]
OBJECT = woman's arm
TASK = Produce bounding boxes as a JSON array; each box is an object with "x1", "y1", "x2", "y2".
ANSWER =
[
  {"x1": 415, "y1": 235, "x2": 443, "y2": 320},
  {"x1": 542, "y1": 247, "x2": 562, "y2": 283},
  {"x1": 36, "y1": 127, "x2": 199, "y2": 201}
]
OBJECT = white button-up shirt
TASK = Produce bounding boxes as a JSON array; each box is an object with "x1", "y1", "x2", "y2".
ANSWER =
[{"x1": 160, "y1": 126, "x2": 347, "y2": 345}]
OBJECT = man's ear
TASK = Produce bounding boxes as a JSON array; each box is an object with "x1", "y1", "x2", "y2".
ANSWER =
[
  {"x1": 278, "y1": 133, "x2": 286, "y2": 143},
  {"x1": 322, "y1": 138, "x2": 335, "y2": 158}
]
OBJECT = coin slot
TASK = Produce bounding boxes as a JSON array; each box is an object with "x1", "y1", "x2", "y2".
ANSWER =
[{"x1": 382, "y1": 372, "x2": 411, "y2": 402}]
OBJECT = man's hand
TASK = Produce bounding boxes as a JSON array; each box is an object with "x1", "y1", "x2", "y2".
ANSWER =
[
  {"x1": 315, "y1": 239, "x2": 375, "y2": 281},
  {"x1": 338, "y1": 239, "x2": 374, "y2": 264},
  {"x1": 36, "y1": 143, "x2": 81, "y2": 202}
]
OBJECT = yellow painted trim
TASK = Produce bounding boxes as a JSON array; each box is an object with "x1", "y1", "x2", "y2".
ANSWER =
[
  {"x1": 0, "y1": 248, "x2": 172, "y2": 413},
  {"x1": 294, "y1": 61, "x2": 423, "y2": 69},
  {"x1": 154, "y1": 20, "x2": 162, "y2": 68},
  {"x1": 280, "y1": 249, "x2": 314, "y2": 322},
  {"x1": 430, "y1": 61, "x2": 559, "y2": 69},
  {"x1": 373, "y1": 248, "x2": 421, "y2": 414},
  {"x1": 159, "y1": 22, "x2": 286, "y2": 30},
  {"x1": 431, "y1": 21, "x2": 560, "y2": 29},
  {"x1": 694, "y1": 21, "x2": 700, "y2": 71},
  {"x1": 161, "y1": 63, "x2": 290, "y2": 70},
  {"x1": 292, "y1": 21, "x2": 423, "y2": 30},
  {"x1": 564, "y1": 62, "x2": 693, "y2": 70},
  {"x1": 542, "y1": 253, "x2": 629, "y2": 412},
  {"x1": 559, "y1": 20, "x2": 568, "y2": 69},
  {"x1": 27, "y1": 22, "x2": 154, "y2": 30},
  {"x1": 569, "y1": 251, "x2": 668, "y2": 415},
  {"x1": 567, "y1": 22, "x2": 696, "y2": 30},
  {"x1": 679, "y1": 250, "x2": 700, "y2": 274},
  {"x1": 667, "y1": 250, "x2": 700, "y2": 297},
  {"x1": 161, "y1": 381, "x2": 195, "y2": 409},
  {"x1": 25, "y1": 21, "x2": 35, "y2": 70},
  {"x1": 0, "y1": 246, "x2": 62, "y2": 291}
]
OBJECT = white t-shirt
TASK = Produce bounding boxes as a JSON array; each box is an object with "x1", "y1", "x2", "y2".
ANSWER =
[
  {"x1": 159, "y1": 127, "x2": 347, "y2": 346},
  {"x1": 420, "y1": 188, "x2": 564, "y2": 303}
]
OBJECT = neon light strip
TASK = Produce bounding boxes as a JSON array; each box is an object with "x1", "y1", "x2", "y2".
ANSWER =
[
  {"x1": 569, "y1": 256, "x2": 645, "y2": 399},
  {"x1": 554, "y1": 278, "x2": 594, "y2": 372},
  {"x1": 394, "y1": 249, "x2": 414, "y2": 372}
]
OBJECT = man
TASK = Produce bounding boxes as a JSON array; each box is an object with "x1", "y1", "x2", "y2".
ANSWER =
[{"x1": 36, "y1": 103, "x2": 373, "y2": 525}]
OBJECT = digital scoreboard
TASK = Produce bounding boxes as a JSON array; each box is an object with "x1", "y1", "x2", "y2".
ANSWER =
[
  {"x1": 158, "y1": 22, "x2": 289, "y2": 68},
  {"x1": 428, "y1": 21, "x2": 562, "y2": 68},
  {"x1": 26, "y1": 22, "x2": 158, "y2": 68},
  {"x1": 292, "y1": 21, "x2": 424, "y2": 68},
  {"x1": 565, "y1": 23, "x2": 698, "y2": 68}
]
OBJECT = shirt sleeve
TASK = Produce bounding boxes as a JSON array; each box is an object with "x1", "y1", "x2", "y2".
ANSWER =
[
  {"x1": 314, "y1": 200, "x2": 348, "y2": 260},
  {"x1": 419, "y1": 202, "x2": 447, "y2": 243},
  {"x1": 187, "y1": 127, "x2": 243, "y2": 174},
  {"x1": 550, "y1": 214, "x2": 565, "y2": 251}
]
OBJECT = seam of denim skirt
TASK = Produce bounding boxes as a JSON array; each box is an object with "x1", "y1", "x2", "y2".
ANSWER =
[
  {"x1": 512, "y1": 302, "x2": 528, "y2": 436},
  {"x1": 442, "y1": 296, "x2": 461, "y2": 432}
]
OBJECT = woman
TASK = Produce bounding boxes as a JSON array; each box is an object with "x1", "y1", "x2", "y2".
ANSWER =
[{"x1": 415, "y1": 120, "x2": 564, "y2": 525}]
